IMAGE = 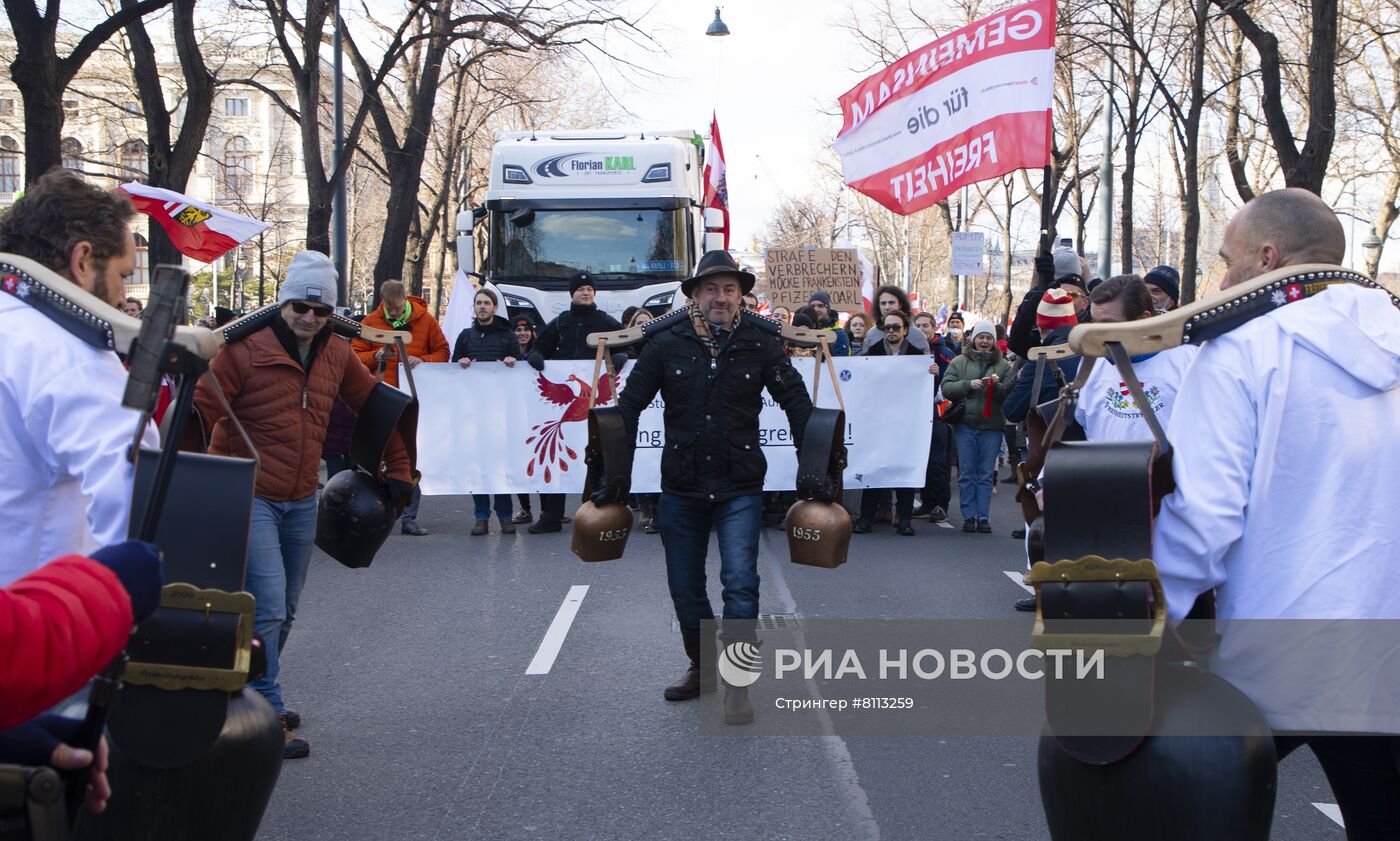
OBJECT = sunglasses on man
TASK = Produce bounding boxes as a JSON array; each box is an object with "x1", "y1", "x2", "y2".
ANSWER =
[
  {"x1": 883, "y1": 322, "x2": 905, "y2": 332},
  {"x1": 290, "y1": 301, "x2": 334, "y2": 318}
]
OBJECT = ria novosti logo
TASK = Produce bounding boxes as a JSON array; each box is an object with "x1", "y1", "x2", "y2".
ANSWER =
[{"x1": 717, "y1": 641, "x2": 762, "y2": 688}]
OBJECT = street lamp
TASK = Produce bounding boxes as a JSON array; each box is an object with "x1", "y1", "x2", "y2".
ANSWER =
[
  {"x1": 1362, "y1": 226, "x2": 1384, "y2": 276},
  {"x1": 706, "y1": 7, "x2": 730, "y2": 36}
]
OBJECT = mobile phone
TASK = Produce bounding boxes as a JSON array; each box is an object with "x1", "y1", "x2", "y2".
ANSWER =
[{"x1": 1057, "y1": 237, "x2": 1073, "y2": 250}]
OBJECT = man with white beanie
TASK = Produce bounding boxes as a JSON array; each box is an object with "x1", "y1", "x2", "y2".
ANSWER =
[{"x1": 195, "y1": 250, "x2": 414, "y2": 760}]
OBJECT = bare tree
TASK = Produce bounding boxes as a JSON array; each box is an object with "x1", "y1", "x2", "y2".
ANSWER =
[
  {"x1": 117, "y1": 0, "x2": 214, "y2": 266},
  {"x1": 1216, "y1": 0, "x2": 1339, "y2": 194},
  {"x1": 4, "y1": 0, "x2": 173, "y2": 182}
]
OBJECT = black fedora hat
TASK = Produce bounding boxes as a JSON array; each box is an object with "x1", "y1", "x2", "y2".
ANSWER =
[{"x1": 681, "y1": 250, "x2": 756, "y2": 298}]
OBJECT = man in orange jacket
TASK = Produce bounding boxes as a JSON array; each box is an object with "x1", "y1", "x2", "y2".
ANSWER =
[{"x1": 351, "y1": 279, "x2": 448, "y2": 535}]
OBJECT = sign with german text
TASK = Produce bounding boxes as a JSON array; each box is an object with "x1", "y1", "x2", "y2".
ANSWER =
[
  {"x1": 763, "y1": 247, "x2": 863, "y2": 313},
  {"x1": 950, "y1": 231, "x2": 986, "y2": 275},
  {"x1": 832, "y1": 0, "x2": 1056, "y2": 215},
  {"x1": 410, "y1": 357, "x2": 934, "y2": 494}
]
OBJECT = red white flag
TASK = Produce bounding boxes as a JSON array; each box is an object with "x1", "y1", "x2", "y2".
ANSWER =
[
  {"x1": 118, "y1": 182, "x2": 272, "y2": 262},
  {"x1": 702, "y1": 113, "x2": 730, "y2": 250},
  {"x1": 833, "y1": 0, "x2": 1056, "y2": 216}
]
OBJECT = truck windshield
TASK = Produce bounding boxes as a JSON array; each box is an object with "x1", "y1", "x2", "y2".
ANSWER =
[{"x1": 490, "y1": 207, "x2": 689, "y2": 287}]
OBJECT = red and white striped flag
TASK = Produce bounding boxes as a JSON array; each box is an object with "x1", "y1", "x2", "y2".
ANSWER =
[
  {"x1": 118, "y1": 182, "x2": 271, "y2": 262},
  {"x1": 702, "y1": 113, "x2": 730, "y2": 250},
  {"x1": 833, "y1": 0, "x2": 1056, "y2": 215}
]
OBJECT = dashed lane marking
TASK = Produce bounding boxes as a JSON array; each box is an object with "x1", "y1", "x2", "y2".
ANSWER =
[
  {"x1": 1313, "y1": 803, "x2": 1344, "y2": 828},
  {"x1": 525, "y1": 585, "x2": 589, "y2": 675},
  {"x1": 1003, "y1": 570, "x2": 1033, "y2": 594}
]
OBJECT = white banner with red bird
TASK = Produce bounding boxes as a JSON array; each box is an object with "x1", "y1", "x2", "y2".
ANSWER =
[{"x1": 409, "y1": 356, "x2": 934, "y2": 496}]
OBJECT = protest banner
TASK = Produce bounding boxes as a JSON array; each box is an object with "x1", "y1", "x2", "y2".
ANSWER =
[
  {"x1": 409, "y1": 356, "x2": 934, "y2": 495},
  {"x1": 950, "y1": 231, "x2": 986, "y2": 275},
  {"x1": 763, "y1": 247, "x2": 864, "y2": 312},
  {"x1": 832, "y1": 0, "x2": 1056, "y2": 216}
]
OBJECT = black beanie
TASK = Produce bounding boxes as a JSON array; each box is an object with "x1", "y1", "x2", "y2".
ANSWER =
[{"x1": 569, "y1": 271, "x2": 595, "y2": 296}]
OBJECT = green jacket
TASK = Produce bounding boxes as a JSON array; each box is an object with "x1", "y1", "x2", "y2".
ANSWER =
[{"x1": 941, "y1": 350, "x2": 1014, "y2": 430}]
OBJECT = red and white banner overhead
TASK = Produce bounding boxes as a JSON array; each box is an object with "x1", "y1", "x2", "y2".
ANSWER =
[
  {"x1": 702, "y1": 113, "x2": 730, "y2": 249},
  {"x1": 118, "y1": 182, "x2": 272, "y2": 262},
  {"x1": 833, "y1": 0, "x2": 1056, "y2": 215}
]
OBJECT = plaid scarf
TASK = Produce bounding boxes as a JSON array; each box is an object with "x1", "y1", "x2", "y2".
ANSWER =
[{"x1": 689, "y1": 304, "x2": 740, "y2": 359}]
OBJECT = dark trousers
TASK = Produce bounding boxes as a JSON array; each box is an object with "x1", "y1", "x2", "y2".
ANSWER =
[
  {"x1": 923, "y1": 418, "x2": 951, "y2": 510},
  {"x1": 858, "y1": 488, "x2": 914, "y2": 526},
  {"x1": 657, "y1": 493, "x2": 762, "y2": 642},
  {"x1": 539, "y1": 493, "x2": 566, "y2": 525},
  {"x1": 516, "y1": 493, "x2": 532, "y2": 513},
  {"x1": 1276, "y1": 735, "x2": 1400, "y2": 839}
]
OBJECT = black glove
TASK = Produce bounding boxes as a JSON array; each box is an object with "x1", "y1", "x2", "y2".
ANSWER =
[
  {"x1": 90, "y1": 540, "x2": 163, "y2": 623},
  {"x1": 386, "y1": 478, "x2": 414, "y2": 507},
  {"x1": 610, "y1": 352, "x2": 630, "y2": 373},
  {"x1": 1034, "y1": 253, "x2": 1056, "y2": 288},
  {"x1": 0, "y1": 715, "x2": 82, "y2": 765},
  {"x1": 526, "y1": 351, "x2": 545, "y2": 372}
]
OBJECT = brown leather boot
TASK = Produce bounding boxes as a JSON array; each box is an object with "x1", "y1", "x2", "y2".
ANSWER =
[
  {"x1": 723, "y1": 683, "x2": 754, "y2": 725},
  {"x1": 663, "y1": 633, "x2": 713, "y2": 700}
]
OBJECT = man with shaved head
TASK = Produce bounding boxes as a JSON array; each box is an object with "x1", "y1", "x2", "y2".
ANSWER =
[
  {"x1": 1153, "y1": 188, "x2": 1400, "y2": 834},
  {"x1": 1217, "y1": 187, "x2": 1348, "y2": 289}
]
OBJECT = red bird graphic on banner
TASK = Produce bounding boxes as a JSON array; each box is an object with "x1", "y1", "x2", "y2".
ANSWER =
[{"x1": 526, "y1": 372, "x2": 619, "y2": 483}]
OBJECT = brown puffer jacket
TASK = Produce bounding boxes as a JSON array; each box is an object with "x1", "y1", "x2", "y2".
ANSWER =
[
  {"x1": 351, "y1": 295, "x2": 449, "y2": 387},
  {"x1": 196, "y1": 323, "x2": 411, "y2": 501}
]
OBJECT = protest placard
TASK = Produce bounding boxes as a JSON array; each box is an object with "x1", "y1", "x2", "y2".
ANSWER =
[
  {"x1": 950, "y1": 231, "x2": 986, "y2": 275},
  {"x1": 763, "y1": 247, "x2": 863, "y2": 312}
]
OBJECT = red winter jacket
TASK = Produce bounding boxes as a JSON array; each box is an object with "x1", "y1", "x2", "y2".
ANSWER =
[
  {"x1": 0, "y1": 556, "x2": 133, "y2": 729},
  {"x1": 196, "y1": 321, "x2": 412, "y2": 501}
]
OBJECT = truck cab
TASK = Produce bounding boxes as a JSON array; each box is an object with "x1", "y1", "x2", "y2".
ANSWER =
[{"x1": 457, "y1": 130, "x2": 724, "y2": 326}]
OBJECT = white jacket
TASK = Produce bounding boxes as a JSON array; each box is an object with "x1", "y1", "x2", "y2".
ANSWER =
[
  {"x1": 0, "y1": 292, "x2": 158, "y2": 586},
  {"x1": 1153, "y1": 283, "x2": 1400, "y2": 732}
]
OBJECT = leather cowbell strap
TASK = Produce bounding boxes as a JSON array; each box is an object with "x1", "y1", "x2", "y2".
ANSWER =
[
  {"x1": 795, "y1": 408, "x2": 847, "y2": 503},
  {"x1": 582, "y1": 407, "x2": 633, "y2": 505}
]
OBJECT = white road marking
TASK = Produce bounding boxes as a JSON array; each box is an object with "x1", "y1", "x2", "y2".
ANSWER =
[
  {"x1": 1004, "y1": 570, "x2": 1033, "y2": 594},
  {"x1": 1313, "y1": 803, "x2": 1345, "y2": 828},
  {"x1": 936, "y1": 521, "x2": 954, "y2": 529},
  {"x1": 525, "y1": 585, "x2": 589, "y2": 675}
]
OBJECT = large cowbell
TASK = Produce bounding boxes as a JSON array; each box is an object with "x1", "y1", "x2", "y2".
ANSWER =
[
  {"x1": 785, "y1": 407, "x2": 851, "y2": 568},
  {"x1": 1032, "y1": 440, "x2": 1277, "y2": 841},
  {"x1": 316, "y1": 382, "x2": 416, "y2": 569},
  {"x1": 572, "y1": 407, "x2": 635, "y2": 562}
]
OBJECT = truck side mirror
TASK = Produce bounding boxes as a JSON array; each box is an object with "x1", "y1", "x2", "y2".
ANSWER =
[
  {"x1": 455, "y1": 209, "x2": 476, "y2": 277},
  {"x1": 702, "y1": 207, "x2": 726, "y2": 230},
  {"x1": 703, "y1": 232, "x2": 726, "y2": 253}
]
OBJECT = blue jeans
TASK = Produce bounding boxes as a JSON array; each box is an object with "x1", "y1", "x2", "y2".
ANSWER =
[
  {"x1": 401, "y1": 484, "x2": 422, "y2": 522},
  {"x1": 954, "y1": 426, "x2": 1002, "y2": 520},
  {"x1": 245, "y1": 493, "x2": 318, "y2": 714},
  {"x1": 473, "y1": 493, "x2": 513, "y2": 520},
  {"x1": 657, "y1": 493, "x2": 762, "y2": 642}
]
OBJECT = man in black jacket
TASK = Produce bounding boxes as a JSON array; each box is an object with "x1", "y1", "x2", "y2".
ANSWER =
[
  {"x1": 529, "y1": 272, "x2": 623, "y2": 533},
  {"x1": 616, "y1": 251, "x2": 812, "y2": 725}
]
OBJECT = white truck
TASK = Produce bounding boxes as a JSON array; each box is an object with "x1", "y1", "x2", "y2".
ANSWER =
[{"x1": 456, "y1": 129, "x2": 725, "y2": 325}]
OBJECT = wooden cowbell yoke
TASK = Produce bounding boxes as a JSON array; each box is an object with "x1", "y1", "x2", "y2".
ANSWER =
[
  {"x1": 0, "y1": 253, "x2": 276, "y2": 841},
  {"x1": 576, "y1": 308, "x2": 850, "y2": 566},
  {"x1": 1028, "y1": 265, "x2": 1397, "y2": 841}
]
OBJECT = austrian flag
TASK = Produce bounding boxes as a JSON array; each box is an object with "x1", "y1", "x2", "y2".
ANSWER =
[
  {"x1": 832, "y1": 0, "x2": 1056, "y2": 215},
  {"x1": 118, "y1": 182, "x2": 271, "y2": 262}
]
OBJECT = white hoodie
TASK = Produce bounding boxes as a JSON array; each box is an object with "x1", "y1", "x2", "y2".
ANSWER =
[
  {"x1": 1153, "y1": 283, "x2": 1400, "y2": 732},
  {"x1": 0, "y1": 292, "x2": 158, "y2": 585}
]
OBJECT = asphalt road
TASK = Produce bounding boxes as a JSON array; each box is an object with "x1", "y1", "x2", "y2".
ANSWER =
[{"x1": 256, "y1": 482, "x2": 1346, "y2": 841}]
